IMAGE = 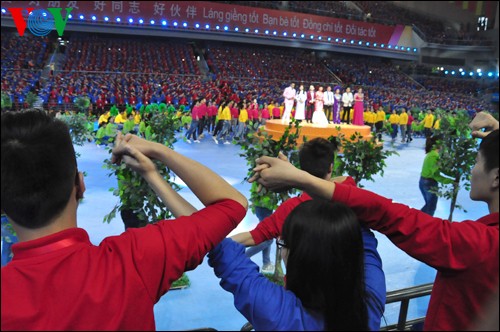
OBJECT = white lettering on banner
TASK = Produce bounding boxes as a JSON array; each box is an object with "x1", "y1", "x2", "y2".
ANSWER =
[
  {"x1": 290, "y1": 15, "x2": 299, "y2": 28},
  {"x1": 322, "y1": 22, "x2": 333, "y2": 32},
  {"x1": 335, "y1": 21, "x2": 343, "y2": 33},
  {"x1": 225, "y1": 9, "x2": 248, "y2": 24},
  {"x1": 66, "y1": 1, "x2": 78, "y2": 9},
  {"x1": 203, "y1": 8, "x2": 224, "y2": 22},
  {"x1": 346, "y1": 23, "x2": 356, "y2": 35},
  {"x1": 94, "y1": 1, "x2": 106, "y2": 11},
  {"x1": 186, "y1": 5, "x2": 197, "y2": 18},
  {"x1": 344, "y1": 23, "x2": 377, "y2": 37},
  {"x1": 263, "y1": 13, "x2": 278, "y2": 26},
  {"x1": 170, "y1": 3, "x2": 180, "y2": 17},
  {"x1": 279, "y1": 16, "x2": 288, "y2": 27},
  {"x1": 111, "y1": 1, "x2": 123, "y2": 13},
  {"x1": 153, "y1": 2, "x2": 165, "y2": 16},
  {"x1": 303, "y1": 18, "x2": 322, "y2": 33},
  {"x1": 248, "y1": 10, "x2": 259, "y2": 23},
  {"x1": 129, "y1": 1, "x2": 140, "y2": 14}
]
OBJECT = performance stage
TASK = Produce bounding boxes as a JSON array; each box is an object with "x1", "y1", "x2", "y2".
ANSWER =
[{"x1": 263, "y1": 119, "x2": 373, "y2": 145}]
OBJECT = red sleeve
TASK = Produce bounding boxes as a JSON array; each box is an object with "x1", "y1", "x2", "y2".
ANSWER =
[
  {"x1": 250, "y1": 195, "x2": 310, "y2": 244},
  {"x1": 333, "y1": 183, "x2": 499, "y2": 271},
  {"x1": 114, "y1": 199, "x2": 246, "y2": 302}
]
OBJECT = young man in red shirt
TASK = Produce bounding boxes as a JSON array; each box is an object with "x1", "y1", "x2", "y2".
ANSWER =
[
  {"x1": 1, "y1": 110, "x2": 248, "y2": 330},
  {"x1": 250, "y1": 113, "x2": 499, "y2": 331}
]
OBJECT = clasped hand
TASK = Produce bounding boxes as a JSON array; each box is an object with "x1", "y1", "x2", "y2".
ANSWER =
[
  {"x1": 248, "y1": 151, "x2": 298, "y2": 193},
  {"x1": 111, "y1": 132, "x2": 157, "y2": 176}
]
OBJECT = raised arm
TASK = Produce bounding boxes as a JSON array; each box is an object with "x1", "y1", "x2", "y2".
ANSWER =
[
  {"x1": 230, "y1": 231, "x2": 255, "y2": 246},
  {"x1": 115, "y1": 140, "x2": 197, "y2": 217},
  {"x1": 250, "y1": 155, "x2": 336, "y2": 201},
  {"x1": 113, "y1": 132, "x2": 248, "y2": 210}
]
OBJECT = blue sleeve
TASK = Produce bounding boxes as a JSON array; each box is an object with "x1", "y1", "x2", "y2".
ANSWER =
[
  {"x1": 362, "y1": 227, "x2": 387, "y2": 331},
  {"x1": 208, "y1": 238, "x2": 323, "y2": 331}
]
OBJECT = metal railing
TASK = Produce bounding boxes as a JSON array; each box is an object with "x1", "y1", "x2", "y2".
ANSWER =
[
  {"x1": 381, "y1": 282, "x2": 433, "y2": 331},
  {"x1": 239, "y1": 282, "x2": 434, "y2": 331}
]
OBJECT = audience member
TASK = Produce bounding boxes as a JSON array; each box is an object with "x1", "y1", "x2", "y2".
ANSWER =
[
  {"x1": 250, "y1": 120, "x2": 499, "y2": 331},
  {"x1": 0, "y1": 111, "x2": 247, "y2": 330}
]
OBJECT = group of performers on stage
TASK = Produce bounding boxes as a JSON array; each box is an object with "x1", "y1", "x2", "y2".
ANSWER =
[{"x1": 282, "y1": 83, "x2": 366, "y2": 126}]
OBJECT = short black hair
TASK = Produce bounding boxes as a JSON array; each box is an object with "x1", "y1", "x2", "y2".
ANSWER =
[
  {"x1": 299, "y1": 138, "x2": 337, "y2": 178},
  {"x1": 479, "y1": 129, "x2": 499, "y2": 172},
  {"x1": 1, "y1": 110, "x2": 77, "y2": 228}
]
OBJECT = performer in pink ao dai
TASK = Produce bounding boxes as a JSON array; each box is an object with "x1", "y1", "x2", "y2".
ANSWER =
[{"x1": 353, "y1": 87, "x2": 365, "y2": 125}]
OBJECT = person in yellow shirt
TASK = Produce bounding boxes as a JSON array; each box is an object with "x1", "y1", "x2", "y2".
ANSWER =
[
  {"x1": 133, "y1": 109, "x2": 141, "y2": 125},
  {"x1": 399, "y1": 108, "x2": 409, "y2": 143},
  {"x1": 114, "y1": 109, "x2": 127, "y2": 125},
  {"x1": 98, "y1": 111, "x2": 110, "y2": 126},
  {"x1": 214, "y1": 101, "x2": 233, "y2": 144},
  {"x1": 433, "y1": 113, "x2": 441, "y2": 131},
  {"x1": 363, "y1": 109, "x2": 371, "y2": 129},
  {"x1": 369, "y1": 107, "x2": 377, "y2": 130},
  {"x1": 267, "y1": 102, "x2": 274, "y2": 119},
  {"x1": 422, "y1": 109, "x2": 435, "y2": 137},
  {"x1": 235, "y1": 101, "x2": 249, "y2": 141},
  {"x1": 388, "y1": 109, "x2": 400, "y2": 142},
  {"x1": 213, "y1": 101, "x2": 226, "y2": 138},
  {"x1": 374, "y1": 106, "x2": 386, "y2": 141}
]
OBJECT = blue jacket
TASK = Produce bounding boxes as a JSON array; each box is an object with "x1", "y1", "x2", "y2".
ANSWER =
[{"x1": 208, "y1": 228, "x2": 386, "y2": 331}]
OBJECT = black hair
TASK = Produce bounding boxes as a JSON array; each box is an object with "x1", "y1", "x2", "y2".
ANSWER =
[
  {"x1": 1, "y1": 110, "x2": 77, "y2": 228},
  {"x1": 282, "y1": 200, "x2": 368, "y2": 331},
  {"x1": 425, "y1": 135, "x2": 442, "y2": 154},
  {"x1": 299, "y1": 138, "x2": 337, "y2": 179},
  {"x1": 479, "y1": 129, "x2": 499, "y2": 172}
]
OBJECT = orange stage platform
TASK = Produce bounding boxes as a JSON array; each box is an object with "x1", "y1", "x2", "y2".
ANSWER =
[{"x1": 263, "y1": 119, "x2": 373, "y2": 145}]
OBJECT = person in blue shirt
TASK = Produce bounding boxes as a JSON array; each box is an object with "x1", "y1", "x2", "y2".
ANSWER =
[{"x1": 208, "y1": 199, "x2": 385, "y2": 331}]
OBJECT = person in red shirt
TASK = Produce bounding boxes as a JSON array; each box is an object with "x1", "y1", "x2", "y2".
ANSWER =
[
  {"x1": 260, "y1": 103, "x2": 270, "y2": 125},
  {"x1": 0, "y1": 111, "x2": 248, "y2": 331},
  {"x1": 231, "y1": 138, "x2": 386, "y2": 330},
  {"x1": 272, "y1": 101, "x2": 281, "y2": 120},
  {"x1": 406, "y1": 110, "x2": 415, "y2": 143},
  {"x1": 250, "y1": 116, "x2": 499, "y2": 331}
]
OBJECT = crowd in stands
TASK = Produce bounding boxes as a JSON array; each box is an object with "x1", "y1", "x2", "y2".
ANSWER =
[
  {"x1": 204, "y1": 42, "x2": 332, "y2": 83},
  {"x1": 63, "y1": 34, "x2": 200, "y2": 75},
  {"x1": 1, "y1": 29, "x2": 497, "y2": 118}
]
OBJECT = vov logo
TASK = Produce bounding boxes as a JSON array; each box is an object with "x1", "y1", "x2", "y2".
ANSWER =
[{"x1": 8, "y1": 7, "x2": 73, "y2": 37}]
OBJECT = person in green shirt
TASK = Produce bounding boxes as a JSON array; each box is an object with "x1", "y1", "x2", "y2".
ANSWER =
[
  {"x1": 419, "y1": 135, "x2": 454, "y2": 216},
  {"x1": 122, "y1": 113, "x2": 136, "y2": 135}
]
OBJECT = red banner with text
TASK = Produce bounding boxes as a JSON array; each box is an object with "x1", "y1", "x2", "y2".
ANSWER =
[{"x1": 2, "y1": 1, "x2": 409, "y2": 45}]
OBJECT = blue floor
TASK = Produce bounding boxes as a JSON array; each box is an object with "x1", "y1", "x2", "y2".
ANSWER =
[{"x1": 72, "y1": 131, "x2": 488, "y2": 331}]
